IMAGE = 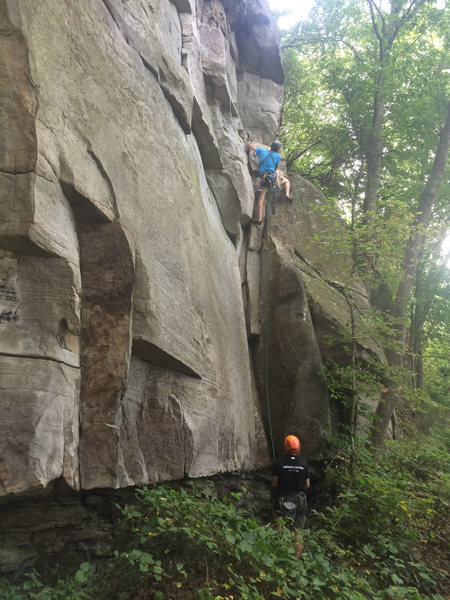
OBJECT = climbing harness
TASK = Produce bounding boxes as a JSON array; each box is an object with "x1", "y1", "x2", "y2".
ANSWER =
[
  {"x1": 261, "y1": 171, "x2": 279, "y2": 189},
  {"x1": 277, "y1": 492, "x2": 307, "y2": 523}
]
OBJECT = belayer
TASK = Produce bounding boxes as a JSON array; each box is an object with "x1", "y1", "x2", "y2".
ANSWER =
[
  {"x1": 247, "y1": 140, "x2": 292, "y2": 225},
  {"x1": 271, "y1": 435, "x2": 310, "y2": 529}
]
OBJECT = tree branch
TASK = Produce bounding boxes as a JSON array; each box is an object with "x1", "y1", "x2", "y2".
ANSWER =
[
  {"x1": 282, "y1": 36, "x2": 366, "y2": 63},
  {"x1": 286, "y1": 140, "x2": 322, "y2": 168},
  {"x1": 396, "y1": 0, "x2": 428, "y2": 39},
  {"x1": 367, "y1": 0, "x2": 384, "y2": 43},
  {"x1": 342, "y1": 40, "x2": 365, "y2": 63}
]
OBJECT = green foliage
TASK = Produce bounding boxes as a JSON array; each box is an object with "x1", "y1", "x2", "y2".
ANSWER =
[
  {"x1": 423, "y1": 337, "x2": 450, "y2": 406},
  {"x1": 313, "y1": 431, "x2": 449, "y2": 598},
  {"x1": 0, "y1": 566, "x2": 92, "y2": 600},
  {"x1": 1, "y1": 447, "x2": 448, "y2": 599},
  {"x1": 0, "y1": 484, "x2": 370, "y2": 600},
  {"x1": 281, "y1": 0, "x2": 449, "y2": 218},
  {"x1": 420, "y1": 259, "x2": 450, "y2": 406},
  {"x1": 280, "y1": 0, "x2": 450, "y2": 413},
  {"x1": 111, "y1": 483, "x2": 374, "y2": 599}
]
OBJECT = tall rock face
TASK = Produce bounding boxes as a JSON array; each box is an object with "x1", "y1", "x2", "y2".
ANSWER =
[
  {"x1": 0, "y1": 0, "x2": 380, "y2": 505},
  {"x1": 0, "y1": 0, "x2": 386, "y2": 572},
  {"x1": 0, "y1": 0, "x2": 284, "y2": 496},
  {"x1": 252, "y1": 174, "x2": 386, "y2": 451}
]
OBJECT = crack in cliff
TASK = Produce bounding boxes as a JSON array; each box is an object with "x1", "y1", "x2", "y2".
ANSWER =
[
  {"x1": 0, "y1": 351, "x2": 79, "y2": 369},
  {"x1": 138, "y1": 54, "x2": 192, "y2": 136},
  {"x1": 294, "y1": 248, "x2": 368, "y2": 301},
  {"x1": 140, "y1": 54, "x2": 159, "y2": 81},
  {"x1": 37, "y1": 171, "x2": 55, "y2": 184},
  {"x1": 101, "y1": 0, "x2": 125, "y2": 41},
  {"x1": 101, "y1": 0, "x2": 158, "y2": 84},
  {"x1": 294, "y1": 248, "x2": 325, "y2": 279},
  {"x1": 0, "y1": 168, "x2": 35, "y2": 176},
  {"x1": 102, "y1": 0, "x2": 157, "y2": 87},
  {"x1": 87, "y1": 148, "x2": 119, "y2": 218},
  {"x1": 101, "y1": 0, "x2": 191, "y2": 135}
]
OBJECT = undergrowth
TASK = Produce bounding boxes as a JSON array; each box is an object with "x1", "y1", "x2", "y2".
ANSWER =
[{"x1": 0, "y1": 430, "x2": 448, "y2": 599}]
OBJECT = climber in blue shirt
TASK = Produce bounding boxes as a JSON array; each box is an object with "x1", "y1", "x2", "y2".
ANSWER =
[
  {"x1": 247, "y1": 140, "x2": 292, "y2": 224},
  {"x1": 254, "y1": 144, "x2": 281, "y2": 175}
]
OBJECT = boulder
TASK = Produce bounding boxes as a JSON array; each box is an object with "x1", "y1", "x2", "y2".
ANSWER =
[
  {"x1": 257, "y1": 175, "x2": 385, "y2": 441},
  {"x1": 286, "y1": 175, "x2": 385, "y2": 366},
  {"x1": 252, "y1": 232, "x2": 331, "y2": 460}
]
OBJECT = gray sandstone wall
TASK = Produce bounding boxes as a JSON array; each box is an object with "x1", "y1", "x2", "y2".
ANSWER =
[
  {"x1": 256, "y1": 174, "x2": 386, "y2": 446},
  {"x1": 0, "y1": 0, "x2": 387, "y2": 572},
  {"x1": 1, "y1": 0, "x2": 378, "y2": 509},
  {"x1": 1, "y1": 0, "x2": 284, "y2": 496}
]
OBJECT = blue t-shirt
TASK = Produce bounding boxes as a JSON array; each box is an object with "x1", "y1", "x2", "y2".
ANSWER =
[{"x1": 255, "y1": 148, "x2": 281, "y2": 175}]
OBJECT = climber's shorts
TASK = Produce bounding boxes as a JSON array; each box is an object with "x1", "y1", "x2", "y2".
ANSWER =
[
  {"x1": 255, "y1": 177, "x2": 268, "y2": 193},
  {"x1": 256, "y1": 171, "x2": 288, "y2": 193},
  {"x1": 277, "y1": 171, "x2": 289, "y2": 185}
]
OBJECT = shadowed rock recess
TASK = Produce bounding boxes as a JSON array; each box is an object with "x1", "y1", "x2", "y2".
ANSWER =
[{"x1": 0, "y1": 0, "x2": 381, "y2": 572}]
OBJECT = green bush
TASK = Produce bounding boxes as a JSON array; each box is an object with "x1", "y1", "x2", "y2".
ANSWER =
[
  {"x1": 313, "y1": 430, "x2": 449, "y2": 597},
  {"x1": 0, "y1": 431, "x2": 447, "y2": 599},
  {"x1": 104, "y1": 483, "x2": 374, "y2": 599}
]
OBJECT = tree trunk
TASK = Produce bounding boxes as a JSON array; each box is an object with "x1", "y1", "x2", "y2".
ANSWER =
[
  {"x1": 363, "y1": 72, "x2": 386, "y2": 222},
  {"x1": 410, "y1": 307, "x2": 424, "y2": 390},
  {"x1": 371, "y1": 103, "x2": 450, "y2": 446},
  {"x1": 362, "y1": 0, "x2": 428, "y2": 225}
]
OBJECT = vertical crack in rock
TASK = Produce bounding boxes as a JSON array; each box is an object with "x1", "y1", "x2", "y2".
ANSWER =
[
  {"x1": 191, "y1": 99, "x2": 223, "y2": 170},
  {"x1": 253, "y1": 235, "x2": 331, "y2": 459},
  {"x1": 101, "y1": 0, "x2": 125, "y2": 41},
  {"x1": 61, "y1": 180, "x2": 134, "y2": 489},
  {"x1": 77, "y1": 219, "x2": 134, "y2": 489},
  {"x1": 139, "y1": 54, "x2": 159, "y2": 81},
  {"x1": 158, "y1": 66, "x2": 193, "y2": 135},
  {"x1": 101, "y1": 0, "x2": 193, "y2": 135}
]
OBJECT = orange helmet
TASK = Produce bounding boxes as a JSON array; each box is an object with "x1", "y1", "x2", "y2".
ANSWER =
[{"x1": 284, "y1": 435, "x2": 300, "y2": 455}]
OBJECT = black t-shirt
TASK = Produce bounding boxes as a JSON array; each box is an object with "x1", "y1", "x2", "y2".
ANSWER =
[{"x1": 272, "y1": 454, "x2": 309, "y2": 495}]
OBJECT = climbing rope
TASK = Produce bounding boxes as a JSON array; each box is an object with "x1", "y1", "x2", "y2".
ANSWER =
[{"x1": 263, "y1": 189, "x2": 276, "y2": 460}]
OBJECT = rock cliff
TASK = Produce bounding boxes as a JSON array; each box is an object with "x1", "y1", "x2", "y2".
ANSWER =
[
  {"x1": 0, "y1": 0, "x2": 381, "y2": 572},
  {"x1": 1, "y1": 0, "x2": 284, "y2": 496}
]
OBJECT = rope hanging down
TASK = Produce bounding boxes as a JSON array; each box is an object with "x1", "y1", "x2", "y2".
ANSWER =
[{"x1": 263, "y1": 189, "x2": 276, "y2": 460}]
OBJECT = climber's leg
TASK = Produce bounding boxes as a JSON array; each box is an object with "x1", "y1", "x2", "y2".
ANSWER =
[{"x1": 255, "y1": 188, "x2": 267, "y2": 223}]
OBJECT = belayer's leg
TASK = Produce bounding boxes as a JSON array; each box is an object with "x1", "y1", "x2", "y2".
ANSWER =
[
  {"x1": 295, "y1": 511, "x2": 306, "y2": 530},
  {"x1": 294, "y1": 533, "x2": 305, "y2": 558}
]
